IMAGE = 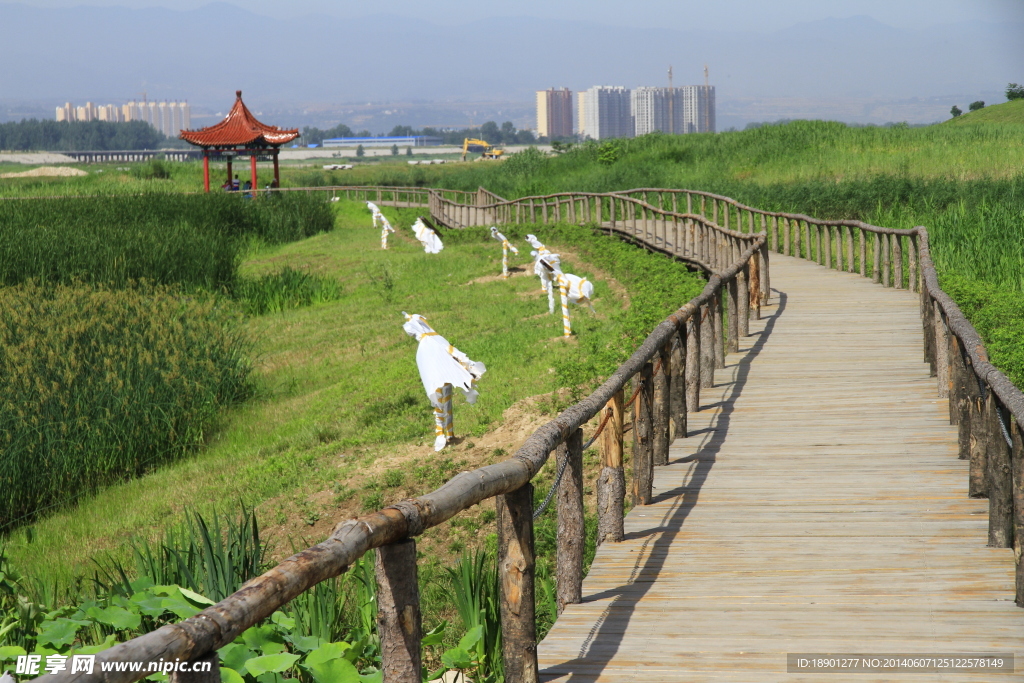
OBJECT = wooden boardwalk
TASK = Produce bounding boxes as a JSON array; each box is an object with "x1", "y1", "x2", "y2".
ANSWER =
[{"x1": 537, "y1": 254, "x2": 1023, "y2": 681}]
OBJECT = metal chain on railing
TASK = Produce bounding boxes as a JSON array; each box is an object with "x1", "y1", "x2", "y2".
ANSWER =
[{"x1": 533, "y1": 406, "x2": 614, "y2": 519}]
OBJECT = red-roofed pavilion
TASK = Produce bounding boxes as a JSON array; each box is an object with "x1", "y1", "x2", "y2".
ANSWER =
[{"x1": 179, "y1": 91, "x2": 300, "y2": 193}]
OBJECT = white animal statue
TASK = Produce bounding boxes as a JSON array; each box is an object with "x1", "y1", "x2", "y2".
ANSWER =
[
  {"x1": 402, "y1": 313, "x2": 486, "y2": 451},
  {"x1": 411, "y1": 217, "x2": 444, "y2": 254}
]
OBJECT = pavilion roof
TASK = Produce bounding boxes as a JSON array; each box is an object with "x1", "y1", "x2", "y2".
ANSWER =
[{"x1": 179, "y1": 91, "x2": 299, "y2": 148}]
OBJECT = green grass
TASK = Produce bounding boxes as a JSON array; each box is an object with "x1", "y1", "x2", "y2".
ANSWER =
[
  {"x1": 0, "y1": 193, "x2": 333, "y2": 290},
  {"x1": 945, "y1": 99, "x2": 1024, "y2": 126},
  {"x1": 5, "y1": 198, "x2": 703, "y2": 584}
]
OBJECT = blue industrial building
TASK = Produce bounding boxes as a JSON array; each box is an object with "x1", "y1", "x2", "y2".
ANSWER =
[{"x1": 321, "y1": 136, "x2": 443, "y2": 148}]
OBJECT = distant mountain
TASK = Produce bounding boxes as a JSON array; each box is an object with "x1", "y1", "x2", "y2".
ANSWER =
[{"x1": 1, "y1": 2, "x2": 1020, "y2": 125}]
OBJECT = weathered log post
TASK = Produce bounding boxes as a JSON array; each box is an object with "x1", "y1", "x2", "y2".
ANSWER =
[
  {"x1": 375, "y1": 540, "x2": 422, "y2": 683},
  {"x1": 970, "y1": 394, "x2": 989, "y2": 499},
  {"x1": 653, "y1": 342, "x2": 672, "y2": 466},
  {"x1": 922, "y1": 290, "x2": 936, "y2": 374},
  {"x1": 688, "y1": 314, "x2": 702, "y2": 409},
  {"x1": 760, "y1": 242, "x2": 771, "y2": 306},
  {"x1": 859, "y1": 229, "x2": 867, "y2": 277},
  {"x1": 783, "y1": 217, "x2": 791, "y2": 256},
  {"x1": 556, "y1": 429, "x2": 584, "y2": 613},
  {"x1": 670, "y1": 326, "x2": 687, "y2": 440},
  {"x1": 872, "y1": 233, "x2": 881, "y2": 283},
  {"x1": 907, "y1": 234, "x2": 918, "y2": 292},
  {"x1": 714, "y1": 288, "x2": 726, "y2": 369},
  {"x1": 951, "y1": 336, "x2": 972, "y2": 459},
  {"x1": 738, "y1": 264, "x2": 750, "y2": 335},
  {"x1": 823, "y1": 225, "x2": 832, "y2": 269},
  {"x1": 749, "y1": 252, "x2": 761, "y2": 320},
  {"x1": 169, "y1": 654, "x2": 219, "y2": 683},
  {"x1": 948, "y1": 331, "x2": 962, "y2": 425},
  {"x1": 700, "y1": 304, "x2": 715, "y2": 388},
  {"x1": 1010, "y1": 420, "x2": 1024, "y2": 605},
  {"x1": 497, "y1": 484, "x2": 538, "y2": 682},
  {"x1": 727, "y1": 277, "x2": 739, "y2": 354},
  {"x1": 881, "y1": 232, "x2": 891, "y2": 287},
  {"x1": 934, "y1": 303, "x2": 950, "y2": 399},
  {"x1": 597, "y1": 391, "x2": 625, "y2": 545},
  {"x1": 802, "y1": 220, "x2": 811, "y2": 261},
  {"x1": 893, "y1": 234, "x2": 904, "y2": 289},
  {"x1": 987, "y1": 395, "x2": 1014, "y2": 548},
  {"x1": 632, "y1": 363, "x2": 654, "y2": 506},
  {"x1": 846, "y1": 226, "x2": 854, "y2": 273}
]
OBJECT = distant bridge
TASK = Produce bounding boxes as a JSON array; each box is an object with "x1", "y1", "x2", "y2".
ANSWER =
[{"x1": 61, "y1": 149, "x2": 202, "y2": 163}]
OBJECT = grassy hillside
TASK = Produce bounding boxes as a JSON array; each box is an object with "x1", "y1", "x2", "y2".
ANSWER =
[{"x1": 945, "y1": 99, "x2": 1024, "y2": 126}]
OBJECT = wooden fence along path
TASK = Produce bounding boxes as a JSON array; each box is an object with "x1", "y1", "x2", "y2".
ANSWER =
[{"x1": 38, "y1": 185, "x2": 1024, "y2": 683}]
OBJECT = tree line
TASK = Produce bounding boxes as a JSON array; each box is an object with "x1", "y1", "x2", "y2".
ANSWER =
[
  {"x1": 0, "y1": 119, "x2": 181, "y2": 152},
  {"x1": 301, "y1": 121, "x2": 538, "y2": 146}
]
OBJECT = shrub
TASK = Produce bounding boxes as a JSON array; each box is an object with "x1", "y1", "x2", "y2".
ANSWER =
[
  {"x1": 0, "y1": 281, "x2": 253, "y2": 529},
  {"x1": 969, "y1": 100, "x2": 985, "y2": 112},
  {"x1": 1006, "y1": 83, "x2": 1024, "y2": 101}
]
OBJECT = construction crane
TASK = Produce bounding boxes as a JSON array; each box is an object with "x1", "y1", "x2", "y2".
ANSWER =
[{"x1": 461, "y1": 138, "x2": 505, "y2": 161}]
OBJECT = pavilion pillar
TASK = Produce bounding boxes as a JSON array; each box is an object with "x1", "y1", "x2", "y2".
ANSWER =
[
  {"x1": 273, "y1": 149, "x2": 280, "y2": 188},
  {"x1": 226, "y1": 156, "x2": 233, "y2": 188},
  {"x1": 202, "y1": 151, "x2": 210, "y2": 193},
  {"x1": 250, "y1": 154, "x2": 258, "y2": 197}
]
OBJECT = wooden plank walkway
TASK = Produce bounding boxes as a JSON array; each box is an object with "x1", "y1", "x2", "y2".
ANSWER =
[{"x1": 538, "y1": 254, "x2": 1023, "y2": 681}]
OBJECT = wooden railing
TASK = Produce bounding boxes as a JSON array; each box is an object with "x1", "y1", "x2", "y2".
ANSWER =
[{"x1": 40, "y1": 182, "x2": 1024, "y2": 683}]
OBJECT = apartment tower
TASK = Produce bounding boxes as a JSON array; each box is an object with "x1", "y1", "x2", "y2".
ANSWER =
[
  {"x1": 536, "y1": 88, "x2": 574, "y2": 139},
  {"x1": 580, "y1": 86, "x2": 633, "y2": 140}
]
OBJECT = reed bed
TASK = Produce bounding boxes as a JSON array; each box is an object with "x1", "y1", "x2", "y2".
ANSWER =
[
  {"x1": 0, "y1": 281, "x2": 253, "y2": 529},
  {"x1": 0, "y1": 193, "x2": 334, "y2": 290}
]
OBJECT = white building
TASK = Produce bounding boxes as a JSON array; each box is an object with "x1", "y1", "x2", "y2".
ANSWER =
[
  {"x1": 681, "y1": 85, "x2": 716, "y2": 134},
  {"x1": 631, "y1": 87, "x2": 690, "y2": 136},
  {"x1": 580, "y1": 86, "x2": 633, "y2": 140},
  {"x1": 58, "y1": 99, "x2": 190, "y2": 136}
]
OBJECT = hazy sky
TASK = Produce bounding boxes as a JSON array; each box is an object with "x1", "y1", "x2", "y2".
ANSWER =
[{"x1": 17, "y1": 0, "x2": 1024, "y2": 32}]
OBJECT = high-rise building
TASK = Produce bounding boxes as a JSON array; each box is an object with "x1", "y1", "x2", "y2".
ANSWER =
[
  {"x1": 535, "y1": 88, "x2": 574, "y2": 139},
  {"x1": 577, "y1": 91, "x2": 587, "y2": 139},
  {"x1": 56, "y1": 99, "x2": 192, "y2": 135},
  {"x1": 580, "y1": 86, "x2": 633, "y2": 140},
  {"x1": 681, "y1": 85, "x2": 716, "y2": 133},
  {"x1": 631, "y1": 87, "x2": 690, "y2": 136}
]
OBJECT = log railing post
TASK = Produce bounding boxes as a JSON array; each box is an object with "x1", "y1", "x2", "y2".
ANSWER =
[
  {"x1": 783, "y1": 217, "x2": 791, "y2": 256},
  {"x1": 749, "y1": 252, "x2": 761, "y2": 320},
  {"x1": 803, "y1": 220, "x2": 810, "y2": 261},
  {"x1": 934, "y1": 303, "x2": 950, "y2": 398},
  {"x1": 987, "y1": 395, "x2": 1013, "y2": 548},
  {"x1": 952, "y1": 335, "x2": 972, "y2": 459},
  {"x1": 846, "y1": 226, "x2": 854, "y2": 273},
  {"x1": 872, "y1": 233, "x2": 881, "y2": 283},
  {"x1": 908, "y1": 234, "x2": 919, "y2": 292},
  {"x1": 881, "y1": 232, "x2": 891, "y2": 286},
  {"x1": 727, "y1": 277, "x2": 739, "y2": 353},
  {"x1": 738, "y1": 265, "x2": 750, "y2": 336},
  {"x1": 653, "y1": 341, "x2": 672, "y2": 466},
  {"x1": 670, "y1": 324, "x2": 687, "y2": 440},
  {"x1": 498, "y1": 483, "x2": 538, "y2": 683},
  {"x1": 893, "y1": 234, "x2": 904, "y2": 289},
  {"x1": 970, "y1": 394, "x2": 989, "y2": 499},
  {"x1": 922, "y1": 291, "x2": 936, "y2": 373},
  {"x1": 824, "y1": 225, "x2": 832, "y2": 269},
  {"x1": 631, "y1": 363, "x2": 654, "y2": 506},
  {"x1": 375, "y1": 540, "x2": 422, "y2": 683},
  {"x1": 1010, "y1": 419, "x2": 1024, "y2": 605},
  {"x1": 598, "y1": 390, "x2": 625, "y2": 545},
  {"x1": 859, "y1": 229, "x2": 867, "y2": 277},
  {"x1": 556, "y1": 429, "x2": 584, "y2": 613},
  {"x1": 690, "y1": 313, "x2": 705, "y2": 404},
  {"x1": 714, "y1": 288, "x2": 726, "y2": 369}
]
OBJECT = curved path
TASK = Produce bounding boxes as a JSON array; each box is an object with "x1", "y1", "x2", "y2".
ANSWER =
[{"x1": 537, "y1": 254, "x2": 1023, "y2": 681}]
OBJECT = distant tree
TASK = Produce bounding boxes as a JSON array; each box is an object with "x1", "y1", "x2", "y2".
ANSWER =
[
  {"x1": 356, "y1": 130, "x2": 371, "y2": 138},
  {"x1": 391, "y1": 144, "x2": 399, "y2": 156},
  {"x1": 950, "y1": 105, "x2": 962, "y2": 118},
  {"x1": 500, "y1": 121, "x2": 515, "y2": 143},
  {"x1": 301, "y1": 123, "x2": 353, "y2": 145},
  {"x1": 969, "y1": 100, "x2": 985, "y2": 112},
  {"x1": 356, "y1": 144, "x2": 365, "y2": 158},
  {"x1": 0, "y1": 119, "x2": 171, "y2": 152},
  {"x1": 389, "y1": 125, "x2": 416, "y2": 137},
  {"x1": 405, "y1": 146, "x2": 412, "y2": 156},
  {"x1": 515, "y1": 129, "x2": 537, "y2": 144},
  {"x1": 1006, "y1": 83, "x2": 1024, "y2": 101},
  {"x1": 479, "y1": 121, "x2": 500, "y2": 144}
]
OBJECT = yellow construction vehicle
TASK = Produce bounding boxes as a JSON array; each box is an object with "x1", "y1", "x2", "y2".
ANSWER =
[{"x1": 461, "y1": 138, "x2": 505, "y2": 161}]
